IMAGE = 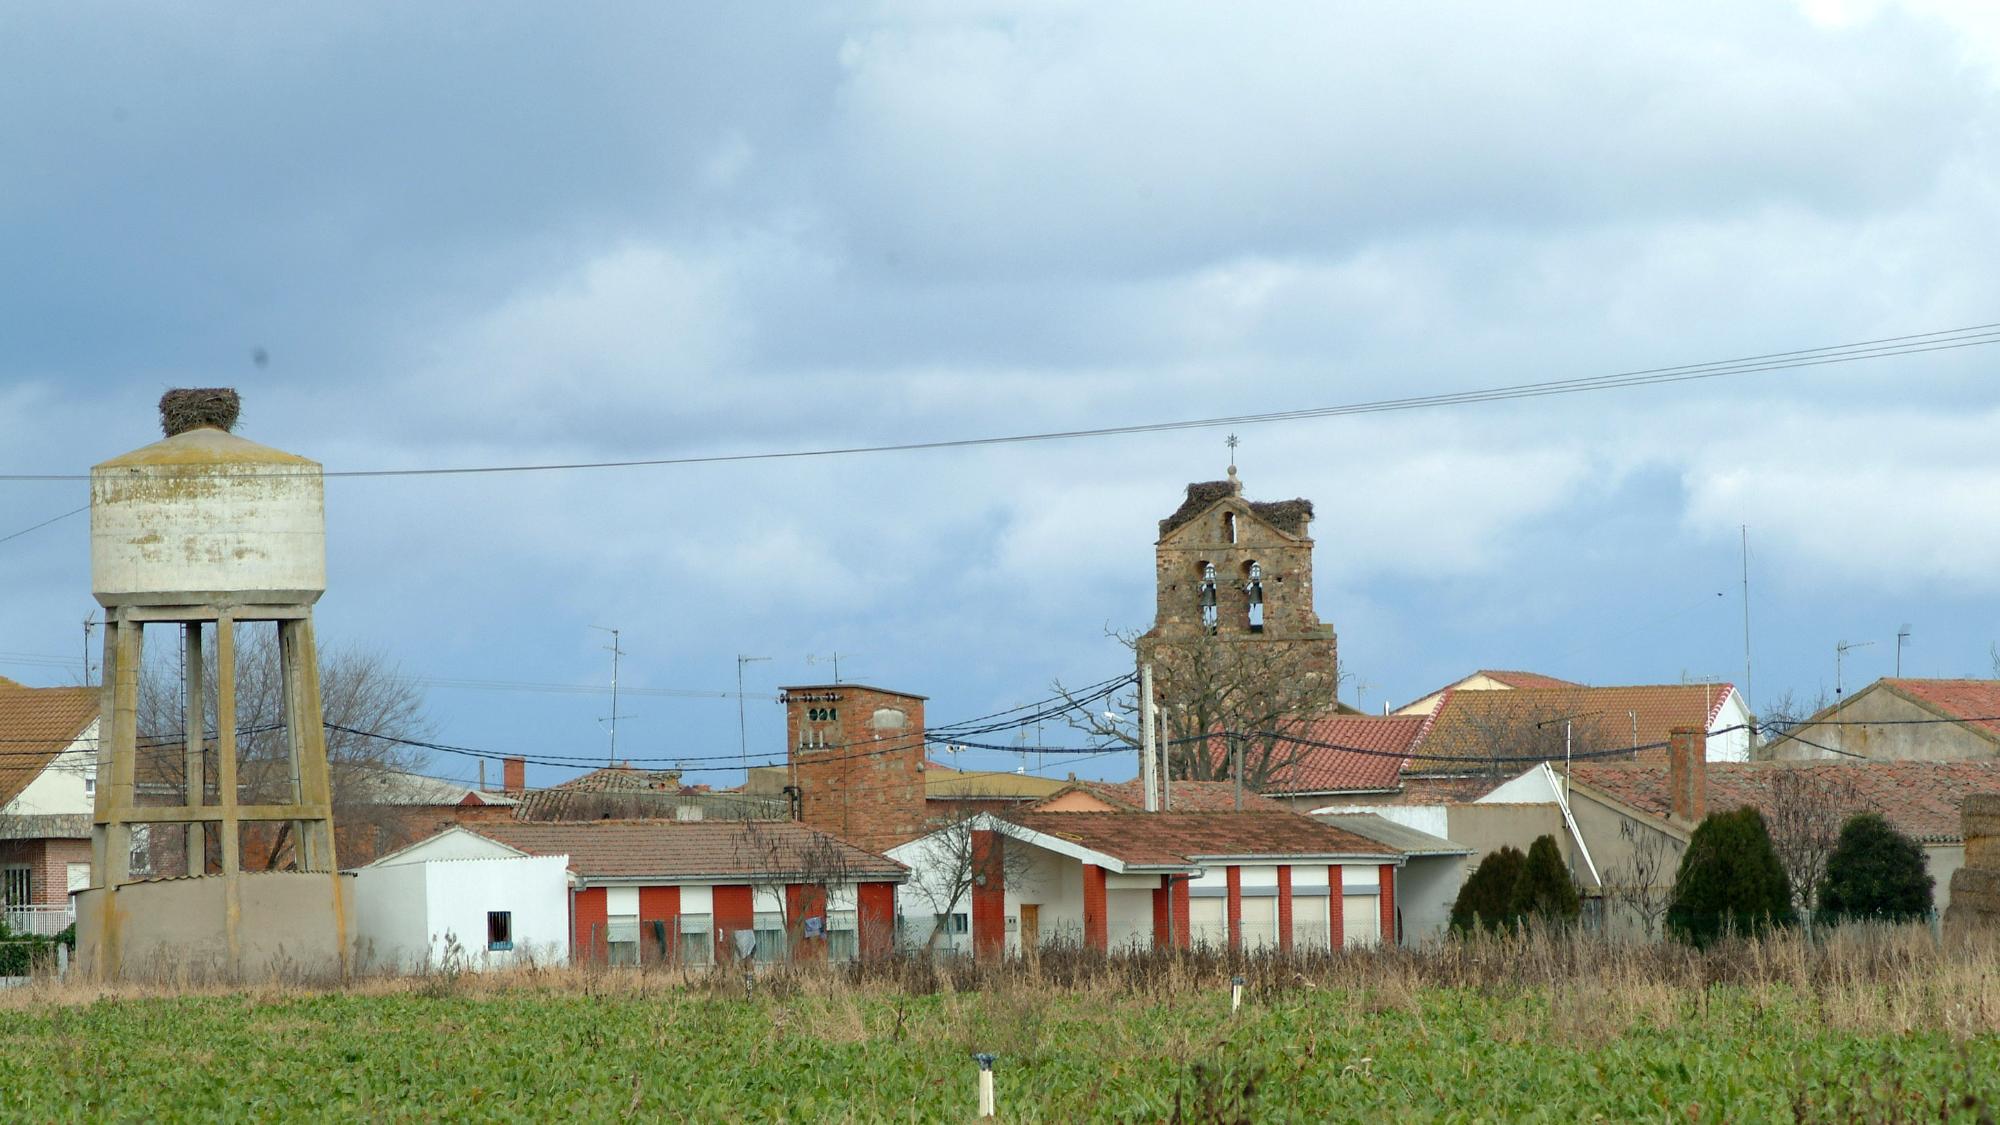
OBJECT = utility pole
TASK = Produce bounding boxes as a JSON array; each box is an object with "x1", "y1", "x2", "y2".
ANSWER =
[
  {"x1": 82, "y1": 613, "x2": 96, "y2": 687},
  {"x1": 591, "y1": 626, "x2": 625, "y2": 766},
  {"x1": 737, "y1": 654, "x2": 770, "y2": 776},
  {"x1": 1140, "y1": 663, "x2": 1158, "y2": 812},
  {"x1": 1740, "y1": 525, "x2": 1753, "y2": 714}
]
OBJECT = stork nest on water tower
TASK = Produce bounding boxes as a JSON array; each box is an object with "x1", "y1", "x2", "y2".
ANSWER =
[{"x1": 158, "y1": 387, "x2": 241, "y2": 436}]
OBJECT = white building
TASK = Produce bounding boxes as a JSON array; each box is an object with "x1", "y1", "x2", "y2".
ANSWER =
[{"x1": 349, "y1": 826, "x2": 571, "y2": 971}]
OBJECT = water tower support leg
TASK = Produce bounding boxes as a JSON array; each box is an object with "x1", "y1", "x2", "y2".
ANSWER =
[
  {"x1": 183, "y1": 623, "x2": 205, "y2": 876},
  {"x1": 216, "y1": 614, "x2": 243, "y2": 976}
]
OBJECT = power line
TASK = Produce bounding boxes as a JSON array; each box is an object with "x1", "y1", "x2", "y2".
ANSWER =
[
  {"x1": 4, "y1": 324, "x2": 1996, "y2": 485},
  {"x1": 0, "y1": 504, "x2": 87, "y2": 543}
]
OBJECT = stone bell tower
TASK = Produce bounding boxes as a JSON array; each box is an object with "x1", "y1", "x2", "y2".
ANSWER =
[{"x1": 1136, "y1": 463, "x2": 1339, "y2": 746}]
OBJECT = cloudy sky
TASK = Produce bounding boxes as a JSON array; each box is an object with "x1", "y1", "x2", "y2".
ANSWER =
[{"x1": 5, "y1": 2, "x2": 2000, "y2": 791}]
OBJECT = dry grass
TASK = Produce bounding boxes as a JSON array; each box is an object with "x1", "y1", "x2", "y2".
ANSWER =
[{"x1": 9, "y1": 923, "x2": 2000, "y2": 1041}]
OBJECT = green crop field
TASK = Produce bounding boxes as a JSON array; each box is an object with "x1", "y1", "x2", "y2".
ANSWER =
[{"x1": 3, "y1": 933, "x2": 1998, "y2": 1122}]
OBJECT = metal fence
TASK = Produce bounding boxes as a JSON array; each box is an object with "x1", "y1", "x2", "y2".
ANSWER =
[{"x1": 2, "y1": 905, "x2": 76, "y2": 937}]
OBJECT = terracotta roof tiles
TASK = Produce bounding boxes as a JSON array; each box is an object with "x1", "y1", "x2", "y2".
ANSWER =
[
  {"x1": 1260, "y1": 714, "x2": 1429, "y2": 794},
  {"x1": 471, "y1": 819, "x2": 908, "y2": 882},
  {"x1": 0, "y1": 677, "x2": 97, "y2": 808},
  {"x1": 1571, "y1": 760, "x2": 2000, "y2": 844},
  {"x1": 1001, "y1": 810, "x2": 1398, "y2": 868}
]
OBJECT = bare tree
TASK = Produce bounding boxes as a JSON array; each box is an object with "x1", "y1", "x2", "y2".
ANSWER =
[
  {"x1": 135, "y1": 627, "x2": 432, "y2": 873},
  {"x1": 899, "y1": 807, "x2": 1039, "y2": 953},
  {"x1": 1754, "y1": 688, "x2": 1834, "y2": 758},
  {"x1": 1763, "y1": 767, "x2": 1867, "y2": 924},
  {"x1": 730, "y1": 820, "x2": 863, "y2": 963},
  {"x1": 1055, "y1": 625, "x2": 1340, "y2": 792},
  {"x1": 1602, "y1": 816, "x2": 1682, "y2": 940}
]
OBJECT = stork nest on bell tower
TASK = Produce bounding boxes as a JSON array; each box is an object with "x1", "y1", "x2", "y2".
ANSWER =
[{"x1": 159, "y1": 388, "x2": 241, "y2": 436}]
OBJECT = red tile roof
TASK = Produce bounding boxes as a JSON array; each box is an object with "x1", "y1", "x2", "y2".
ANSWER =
[
  {"x1": 514, "y1": 765, "x2": 786, "y2": 821},
  {"x1": 470, "y1": 819, "x2": 907, "y2": 882},
  {"x1": 1879, "y1": 679, "x2": 2000, "y2": 740},
  {"x1": 1039, "y1": 779, "x2": 1292, "y2": 813},
  {"x1": 1414, "y1": 684, "x2": 1735, "y2": 769},
  {"x1": 1000, "y1": 810, "x2": 1398, "y2": 868},
  {"x1": 0, "y1": 677, "x2": 97, "y2": 807},
  {"x1": 1476, "y1": 670, "x2": 1581, "y2": 690},
  {"x1": 1259, "y1": 714, "x2": 1430, "y2": 794},
  {"x1": 1571, "y1": 760, "x2": 2000, "y2": 843}
]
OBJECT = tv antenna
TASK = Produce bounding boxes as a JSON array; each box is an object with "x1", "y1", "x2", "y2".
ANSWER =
[
  {"x1": 590, "y1": 626, "x2": 629, "y2": 766},
  {"x1": 736, "y1": 654, "x2": 770, "y2": 774},
  {"x1": 1896, "y1": 624, "x2": 1912, "y2": 677}
]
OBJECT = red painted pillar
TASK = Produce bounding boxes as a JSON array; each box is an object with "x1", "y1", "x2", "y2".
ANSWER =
[
  {"x1": 1379, "y1": 864, "x2": 1397, "y2": 947},
  {"x1": 1328, "y1": 865, "x2": 1345, "y2": 950},
  {"x1": 638, "y1": 886, "x2": 681, "y2": 964},
  {"x1": 857, "y1": 882, "x2": 896, "y2": 961},
  {"x1": 1226, "y1": 865, "x2": 1242, "y2": 952},
  {"x1": 1152, "y1": 879, "x2": 1171, "y2": 949},
  {"x1": 1277, "y1": 865, "x2": 1293, "y2": 953},
  {"x1": 1083, "y1": 864, "x2": 1108, "y2": 952},
  {"x1": 971, "y1": 830, "x2": 1007, "y2": 962},
  {"x1": 712, "y1": 884, "x2": 754, "y2": 964},
  {"x1": 786, "y1": 884, "x2": 828, "y2": 963},
  {"x1": 573, "y1": 886, "x2": 608, "y2": 963},
  {"x1": 1171, "y1": 876, "x2": 1191, "y2": 949}
]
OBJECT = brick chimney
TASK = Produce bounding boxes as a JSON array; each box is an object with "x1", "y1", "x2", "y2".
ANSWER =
[
  {"x1": 1667, "y1": 726, "x2": 1706, "y2": 823},
  {"x1": 503, "y1": 755, "x2": 525, "y2": 796}
]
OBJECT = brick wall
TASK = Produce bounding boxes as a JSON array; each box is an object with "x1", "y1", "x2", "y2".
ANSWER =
[
  {"x1": 1083, "y1": 864, "x2": 1108, "y2": 951},
  {"x1": 784, "y1": 684, "x2": 928, "y2": 854},
  {"x1": 639, "y1": 886, "x2": 680, "y2": 963},
  {"x1": 856, "y1": 881, "x2": 896, "y2": 961},
  {"x1": 971, "y1": 830, "x2": 1006, "y2": 962},
  {"x1": 785, "y1": 883, "x2": 828, "y2": 962},
  {"x1": 573, "y1": 887, "x2": 608, "y2": 963},
  {"x1": 0, "y1": 838, "x2": 89, "y2": 907},
  {"x1": 1277, "y1": 865, "x2": 1293, "y2": 952},
  {"x1": 1327, "y1": 866, "x2": 1344, "y2": 948},
  {"x1": 1379, "y1": 864, "x2": 1397, "y2": 946},
  {"x1": 1170, "y1": 876, "x2": 1190, "y2": 949},
  {"x1": 712, "y1": 884, "x2": 754, "y2": 964}
]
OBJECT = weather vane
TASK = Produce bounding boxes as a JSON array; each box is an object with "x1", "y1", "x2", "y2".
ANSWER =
[{"x1": 1226, "y1": 433, "x2": 1239, "y2": 471}]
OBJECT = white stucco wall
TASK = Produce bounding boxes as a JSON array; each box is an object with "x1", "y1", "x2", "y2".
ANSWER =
[
  {"x1": 351, "y1": 855, "x2": 569, "y2": 972},
  {"x1": 4, "y1": 721, "x2": 99, "y2": 817}
]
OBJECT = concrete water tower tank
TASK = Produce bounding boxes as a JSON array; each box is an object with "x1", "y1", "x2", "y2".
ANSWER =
[
  {"x1": 91, "y1": 421, "x2": 326, "y2": 608},
  {"x1": 76, "y1": 389, "x2": 350, "y2": 982}
]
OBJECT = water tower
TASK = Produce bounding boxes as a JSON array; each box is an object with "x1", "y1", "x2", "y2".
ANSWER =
[{"x1": 76, "y1": 389, "x2": 349, "y2": 979}]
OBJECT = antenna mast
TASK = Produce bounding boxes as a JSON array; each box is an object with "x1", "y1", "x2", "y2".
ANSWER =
[
  {"x1": 1740, "y1": 525, "x2": 1753, "y2": 715},
  {"x1": 736, "y1": 654, "x2": 770, "y2": 775},
  {"x1": 591, "y1": 626, "x2": 625, "y2": 766}
]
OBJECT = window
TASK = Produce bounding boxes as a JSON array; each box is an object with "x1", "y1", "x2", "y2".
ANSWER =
[
  {"x1": 84, "y1": 772, "x2": 95, "y2": 799},
  {"x1": 487, "y1": 911, "x2": 513, "y2": 951},
  {"x1": 127, "y1": 824, "x2": 152, "y2": 876},
  {"x1": 605, "y1": 886, "x2": 639, "y2": 965},
  {"x1": 826, "y1": 909, "x2": 858, "y2": 963},
  {"x1": 3, "y1": 865, "x2": 29, "y2": 907},
  {"x1": 1223, "y1": 511, "x2": 1237, "y2": 544},
  {"x1": 606, "y1": 914, "x2": 640, "y2": 965},
  {"x1": 754, "y1": 910, "x2": 788, "y2": 964},
  {"x1": 1245, "y1": 562, "x2": 1264, "y2": 633},
  {"x1": 679, "y1": 913, "x2": 714, "y2": 967}
]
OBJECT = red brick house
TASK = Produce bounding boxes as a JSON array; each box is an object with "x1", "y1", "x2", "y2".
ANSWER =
[
  {"x1": 0, "y1": 677, "x2": 99, "y2": 935},
  {"x1": 467, "y1": 819, "x2": 907, "y2": 966}
]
